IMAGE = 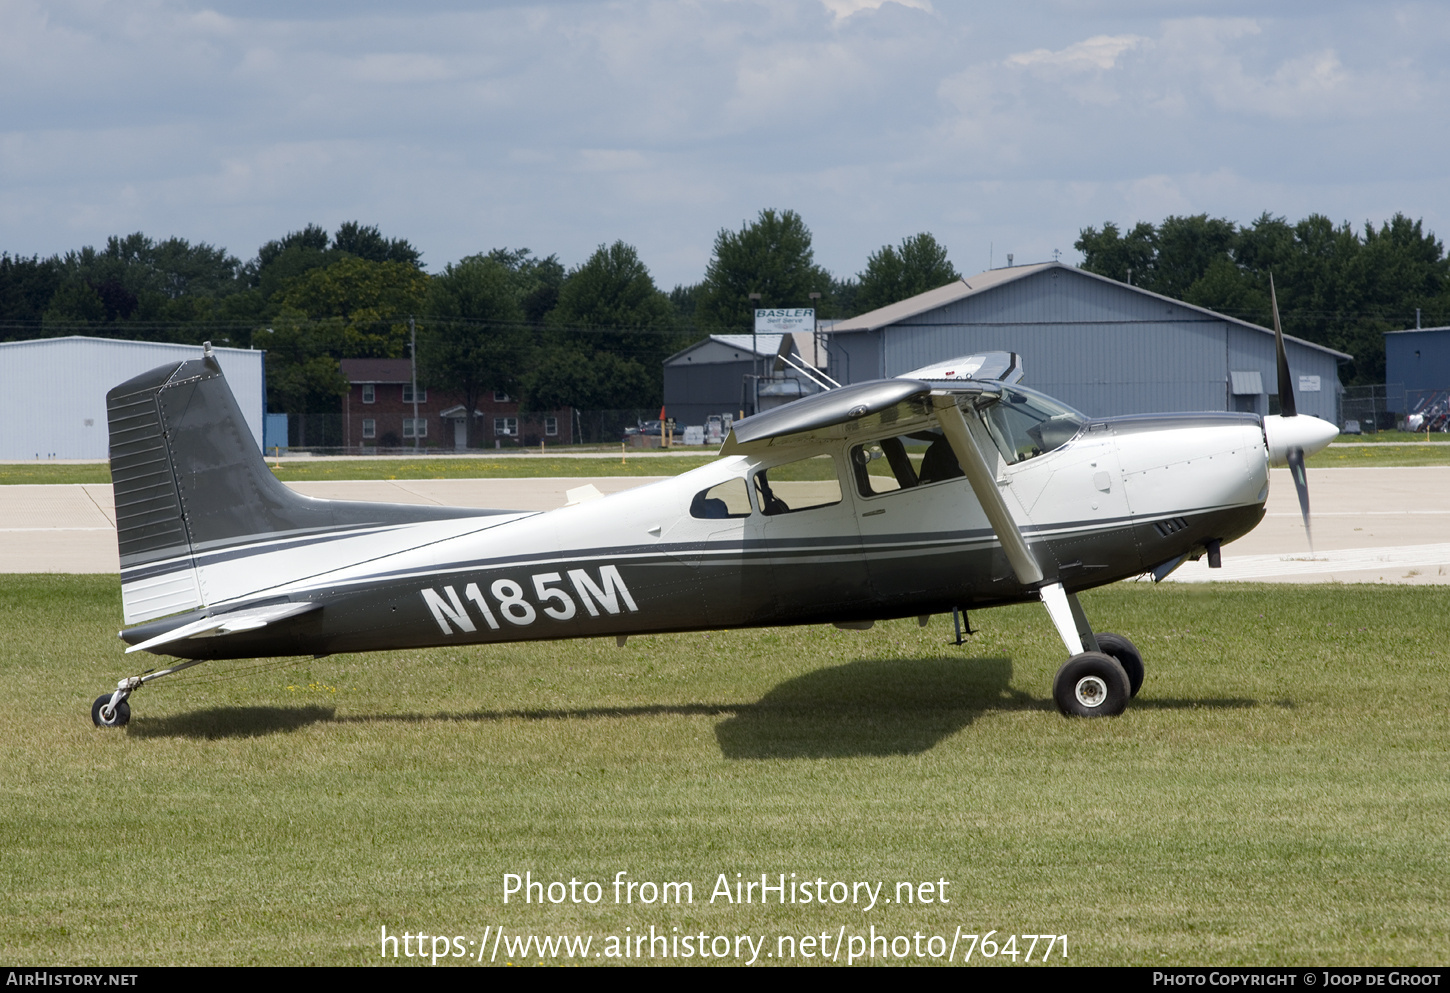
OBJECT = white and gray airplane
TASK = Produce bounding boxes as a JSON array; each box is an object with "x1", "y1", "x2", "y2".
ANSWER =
[{"x1": 92, "y1": 290, "x2": 1336, "y2": 727}]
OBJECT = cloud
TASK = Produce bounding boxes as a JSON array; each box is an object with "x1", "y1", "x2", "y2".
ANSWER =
[
  {"x1": 1006, "y1": 34, "x2": 1149, "y2": 73},
  {"x1": 819, "y1": 0, "x2": 932, "y2": 20},
  {"x1": 1, "y1": 1, "x2": 1447, "y2": 288}
]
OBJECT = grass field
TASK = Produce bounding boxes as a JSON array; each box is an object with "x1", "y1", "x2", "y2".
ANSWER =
[{"x1": 2, "y1": 576, "x2": 1446, "y2": 966}]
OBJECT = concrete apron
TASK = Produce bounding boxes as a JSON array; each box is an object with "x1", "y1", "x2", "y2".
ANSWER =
[{"x1": 2, "y1": 468, "x2": 1448, "y2": 585}]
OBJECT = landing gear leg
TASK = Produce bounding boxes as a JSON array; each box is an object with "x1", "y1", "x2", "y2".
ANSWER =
[
  {"x1": 89, "y1": 658, "x2": 209, "y2": 728},
  {"x1": 91, "y1": 677, "x2": 141, "y2": 728},
  {"x1": 1039, "y1": 582, "x2": 1139, "y2": 717}
]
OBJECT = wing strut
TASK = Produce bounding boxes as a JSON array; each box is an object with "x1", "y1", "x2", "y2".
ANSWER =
[
  {"x1": 932, "y1": 396, "x2": 1099, "y2": 657},
  {"x1": 931, "y1": 396, "x2": 1042, "y2": 586}
]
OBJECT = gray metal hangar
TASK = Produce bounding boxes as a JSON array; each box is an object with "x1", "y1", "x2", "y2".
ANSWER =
[
  {"x1": 663, "y1": 333, "x2": 823, "y2": 425},
  {"x1": 823, "y1": 262, "x2": 1349, "y2": 423}
]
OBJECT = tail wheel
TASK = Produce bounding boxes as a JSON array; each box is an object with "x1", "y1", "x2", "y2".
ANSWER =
[
  {"x1": 1052, "y1": 652, "x2": 1131, "y2": 717},
  {"x1": 1094, "y1": 632, "x2": 1144, "y2": 697},
  {"x1": 91, "y1": 695, "x2": 131, "y2": 728}
]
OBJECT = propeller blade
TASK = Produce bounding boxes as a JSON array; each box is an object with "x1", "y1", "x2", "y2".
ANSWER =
[
  {"x1": 1286, "y1": 445, "x2": 1312, "y2": 553},
  {"x1": 1270, "y1": 273, "x2": 1297, "y2": 418}
]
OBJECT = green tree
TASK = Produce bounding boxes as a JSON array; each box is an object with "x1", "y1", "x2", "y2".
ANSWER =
[
  {"x1": 421, "y1": 254, "x2": 529, "y2": 447},
  {"x1": 854, "y1": 233, "x2": 961, "y2": 313},
  {"x1": 0, "y1": 254, "x2": 64, "y2": 336},
  {"x1": 40, "y1": 233, "x2": 244, "y2": 336},
  {"x1": 259, "y1": 320, "x2": 349, "y2": 447},
  {"x1": 272, "y1": 255, "x2": 429, "y2": 358},
  {"x1": 1079, "y1": 211, "x2": 1450, "y2": 385},
  {"x1": 696, "y1": 209, "x2": 833, "y2": 329},
  {"x1": 486, "y1": 248, "x2": 566, "y2": 324},
  {"x1": 332, "y1": 221, "x2": 422, "y2": 268},
  {"x1": 534, "y1": 241, "x2": 683, "y2": 410},
  {"x1": 1074, "y1": 220, "x2": 1157, "y2": 287}
]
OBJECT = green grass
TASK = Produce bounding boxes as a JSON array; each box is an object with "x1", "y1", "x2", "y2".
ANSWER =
[{"x1": 2, "y1": 576, "x2": 1447, "y2": 966}]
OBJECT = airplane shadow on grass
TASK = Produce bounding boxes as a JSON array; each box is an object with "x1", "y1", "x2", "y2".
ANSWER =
[
  {"x1": 715, "y1": 656, "x2": 1031, "y2": 759},
  {"x1": 126, "y1": 656, "x2": 1259, "y2": 752}
]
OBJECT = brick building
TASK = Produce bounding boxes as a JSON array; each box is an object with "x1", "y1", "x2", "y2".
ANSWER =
[{"x1": 340, "y1": 358, "x2": 572, "y2": 449}]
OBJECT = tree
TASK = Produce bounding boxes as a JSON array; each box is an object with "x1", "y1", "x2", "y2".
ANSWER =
[
  {"x1": 421, "y1": 254, "x2": 530, "y2": 447},
  {"x1": 486, "y1": 247, "x2": 565, "y2": 324},
  {"x1": 1075, "y1": 220, "x2": 1158, "y2": 287},
  {"x1": 695, "y1": 209, "x2": 833, "y2": 329},
  {"x1": 260, "y1": 320, "x2": 349, "y2": 447},
  {"x1": 534, "y1": 241, "x2": 684, "y2": 410},
  {"x1": 40, "y1": 233, "x2": 243, "y2": 336},
  {"x1": 0, "y1": 254, "x2": 63, "y2": 336},
  {"x1": 1078, "y1": 211, "x2": 1450, "y2": 385},
  {"x1": 272, "y1": 255, "x2": 429, "y2": 358},
  {"x1": 854, "y1": 233, "x2": 961, "y2": 313},
  {"x1": 332, "y1": 221, "x2": 422, "y2": 268}
]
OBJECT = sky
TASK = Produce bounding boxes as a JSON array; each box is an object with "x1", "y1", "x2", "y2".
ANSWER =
[{"x1": 3, "y1": 0, "x2": 1447, "y2": 290}]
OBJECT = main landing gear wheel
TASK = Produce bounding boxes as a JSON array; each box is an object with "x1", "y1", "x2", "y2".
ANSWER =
[
  {"x1": 1094, "y1": 633, "x2": 1144, "y2": 698},
  {"x1": 1052, "y1": 652, "x2": 1131, "y2": 718},
  {"x1": 91, "y1": 694, "x2": 131, "y2": 728}
]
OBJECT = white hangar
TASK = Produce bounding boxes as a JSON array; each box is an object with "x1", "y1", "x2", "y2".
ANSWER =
[{"x1": 0, "y1": 336, "x2": 266, "y2": 460}]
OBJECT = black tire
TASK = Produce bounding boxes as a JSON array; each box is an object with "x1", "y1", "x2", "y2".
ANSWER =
[
  {"x1": 91, "y1": 694, "x2": 131, "y2": 728},
  {"x1": 1095, "y1": 632, "x2": 1144, "y2": 698},
  {"x1": 1052, "y1": 652, "x2": 1131, "y2": 718}
]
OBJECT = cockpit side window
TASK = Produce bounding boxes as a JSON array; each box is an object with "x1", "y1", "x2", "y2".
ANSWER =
[
  {"x1": 690, "y1": 478, "x2": 752, "y2": 519},
  {"x1": 752, "y1": 454, "x2": 842, "y2": 516},
  {"x1": 979, "y1": 387, "x2": 1085, "y2": 465}
]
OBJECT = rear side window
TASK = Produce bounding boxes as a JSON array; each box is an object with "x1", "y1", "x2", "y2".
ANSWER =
[
  {"x1": 851, "y1": 434, "x2": 963, "y2": 495},
  {"x1": 690, "y1": 479, "x2": 752, "y2": 519},
  {"x1": 752, "y1": 454, "x2": 842, "y2": 516}
]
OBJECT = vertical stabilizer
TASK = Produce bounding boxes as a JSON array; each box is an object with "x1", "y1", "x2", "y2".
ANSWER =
[{"x1": 108, "y1": 352, "x2": 506, "y2": 625}]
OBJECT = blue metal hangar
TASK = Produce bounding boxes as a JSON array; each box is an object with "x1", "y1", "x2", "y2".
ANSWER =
[
  {"x1": 824, "y1": 262, "x2": 1349, "y2": 423},
  {"x1": 1384, "y1": 325, "x2": 1450, "y2": 414}
]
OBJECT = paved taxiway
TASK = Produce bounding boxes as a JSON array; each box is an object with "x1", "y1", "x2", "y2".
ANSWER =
[{"x1": 1, "y1": 468, "x2": 1447, "y2": 584}]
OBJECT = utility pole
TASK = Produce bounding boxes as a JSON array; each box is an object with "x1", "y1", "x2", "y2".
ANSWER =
[
  {"x1": 748, "y1": 293, "x2": 762, "y2": 416},
  {"x1": 409, "y1": 316, "x2": 419, "y2": 452}
]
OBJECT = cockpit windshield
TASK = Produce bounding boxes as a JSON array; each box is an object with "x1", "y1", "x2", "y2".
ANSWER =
[{"x1": 979, "y1": 386, "x2": 1086, "y2": 464}]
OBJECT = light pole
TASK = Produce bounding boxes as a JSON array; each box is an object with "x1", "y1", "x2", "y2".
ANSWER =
[{"x1": 409, "y1": 316, "x2": 419, "y2": 452}]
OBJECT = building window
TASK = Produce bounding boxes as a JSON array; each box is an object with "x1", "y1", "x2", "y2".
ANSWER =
[
  {"x1": 403, "y1": 418, "x2": 427, "y2": 439},
  {"x1": 494, "y1": 390, "x2": 512, "y2": 403},
  {"x1": 544, "y1": 416, "x2": 558, "y2": 437},
  {"x1": 362, "y1": 418, "x2": 376, "y2": 439},
  {"x1": 494, "y1": 417, "x2": 518, "y2": 437},
  {"x1": 402, "y1": 385, "x2": 427, "y2": 403},
  {"x1": 361, "y1": 384, "x2": 375, "y2": 404}
]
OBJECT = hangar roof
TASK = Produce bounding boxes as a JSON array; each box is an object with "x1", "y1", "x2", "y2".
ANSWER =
[
  {"x1": 827, "y1": 261, "x2": 1352, "y2": 362},
  {"x1": 665, "y1": 333, "x2": 795, "y2": 366}
]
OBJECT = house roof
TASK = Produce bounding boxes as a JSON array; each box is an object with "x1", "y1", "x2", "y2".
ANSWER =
[
  {"x1": 825, "y1": 261, "x2": 1353, "y2": 362},
  {"x1": 340, "y1": 358, "x2": 414, "y2": 383}
]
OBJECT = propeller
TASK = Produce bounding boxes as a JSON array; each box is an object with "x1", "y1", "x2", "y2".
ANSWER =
[{"x1": 1261, "y1": 273, "x2": 1337, "y2": 552}]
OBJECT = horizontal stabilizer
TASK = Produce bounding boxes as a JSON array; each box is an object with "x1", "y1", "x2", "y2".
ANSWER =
[{"x1": 124, "y1": 601, "x2": 321, "y2": 654}]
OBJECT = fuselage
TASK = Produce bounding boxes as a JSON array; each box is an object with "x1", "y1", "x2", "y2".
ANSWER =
[{"x1": 124, "y1": 410, "x2": 1272, "y2": 660}]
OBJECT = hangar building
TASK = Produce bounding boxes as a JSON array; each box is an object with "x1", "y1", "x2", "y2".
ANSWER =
[
  {"x1": 0, "y1": 337, "x2": 266, "y2": 460},
  {"x1": 663, "y1": 333, "x2": 824, "y2": 425},
  {"x1": 1384, "y1": 326, "x2": 1450, "y2": 414},
  {"x1": 824, "y1": 262, "x2": 1349, "y2": 423}
]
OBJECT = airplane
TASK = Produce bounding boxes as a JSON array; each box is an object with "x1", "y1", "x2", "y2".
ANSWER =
[{"x1": 90, "y1": 283, "x2": 1337, "y2": 727}]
